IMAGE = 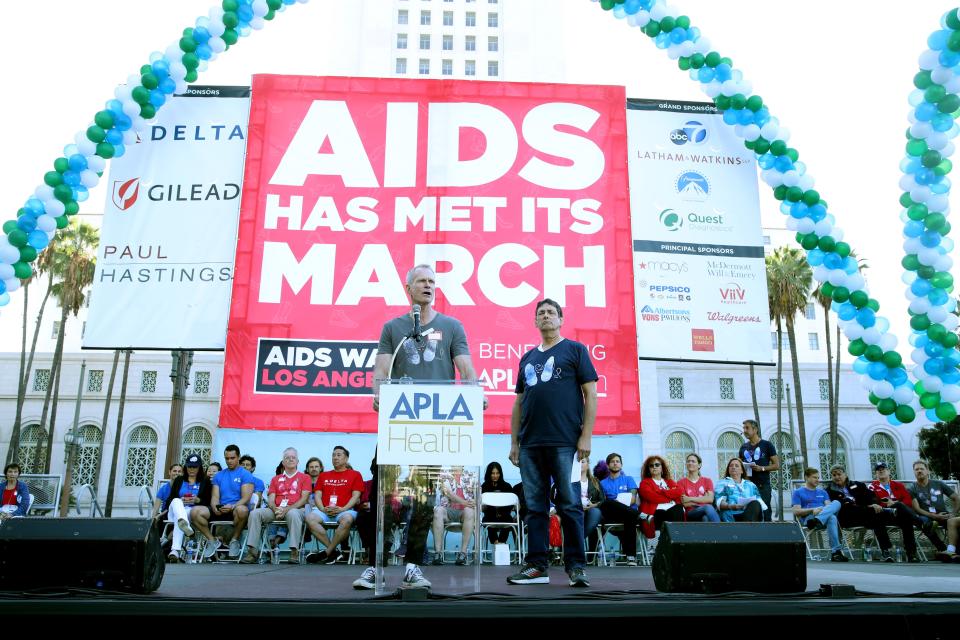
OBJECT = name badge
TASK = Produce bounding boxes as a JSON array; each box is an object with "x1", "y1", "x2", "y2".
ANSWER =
[{"x1": 427, "y1": 331, "x2": 442, "y2": 341}]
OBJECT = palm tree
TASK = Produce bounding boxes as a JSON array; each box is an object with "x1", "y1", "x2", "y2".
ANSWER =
[
  {"x1": 749, "y1": 361, "x2": 760, "y2": 426},
  {"x1": 39, "y1": 222, "x2": 99, "y2": 471},
  {"x1": 93, "y1": 350, "x2": 121, "y2": 494},
  {"x1": 766, "y1": 246, "x2": 813, "y2": 468},
  {"x1": 812, "y1": 283, "x2": 837, "y2": 466}
]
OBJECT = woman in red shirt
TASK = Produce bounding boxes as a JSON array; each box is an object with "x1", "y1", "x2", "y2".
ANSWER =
[
  {"x1": 676, "y1": 453, "x2": 720, "y2": 522},
  {"x1": 1, "y1": 463, "x2": 31, "y2": 520},
  {"x1": 638, "y1": 455, "x2": 684, "y2": 543}
]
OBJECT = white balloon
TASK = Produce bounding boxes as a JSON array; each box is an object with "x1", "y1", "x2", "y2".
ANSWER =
[
  {"x1": 935, "y1": 255, "x2": 954, "y2": 271},
  {"x1": 169, "y1": 63, "x2": 188, "y2": 81},
  {"x1": 862, "y1": 328, "x2": 881, "y2": 345},
  {"x1": 0, "y1": 264, "x2": 14, "y2": 280},
  {"x1": 702, "y1": 82, "x2": 721, "y2": 98},
  {"x1": 34, "y1": 185, "x2": 54, "y2": 201},
  {"x1": 941, "y1": 386, "x2": 960, "y2": 402},
  {"x1": 79, "y1": 170, "x2": 99, "y2": 188},
  {"x1": 928, "y1": 193, "x2": 950, "y2": 212},
  {"x1": 252, "y1": 0, "x2": 269, "y2": 17},
  {"x1": 910, "y1": 186, "x2": 932, "y2": 203},
  {"x1": 813, "y1": 219, "x2": 833, "y2": 236},
  {"x1": 828, "y1": 270, "x2": 848, "y2": 286},
  {"x1": 175, "y1": 80, "x2": 189, "y2": 95},
  {"x1": 742, "y1": 124, "x2": 761, "y2": 141},
  {"x1": 944, "y1": 314, "x2": 960, "y2": 330},
  {"x1": 635, "y1": 10, "x2": 651, "y2": 28},
  {"x1": 694, "y1": 36, "x2": 711, "y2": 53},
  {"x1": 846, "y1": 273, "x2": 865, "y2": 291},
  {"x1": 919, "y1": 49, "x2": 940, "y2": 70},
  {"x1": 910, "y1": 297, "x2": 932, "y2": 313},
  {"x1": 36, "y1": 215, "x2": 56, "y2": 232},
  {"x1": 860, "y1": 377, "x2": 875, "y2": 392},
  {"x1": 250, "y1": 17, "x2": 265, "y2": 30},
  {"x1": 797, "y1": 174, "x2": 815, "y2": 191},
  {"x1": 720, "y1": 80, "x2": 738, "y2": 97},
  {"x1": 165, "y1": 44, "x2": 182, "y2": 63},
  {"x1": 0, "y1": 246, "x2": 19, "y2": 264},
  {"x1": 782, "y1": 170, "x2": 800, "y2": 187},
  {"x1": 785, "y1": 217, "x2": 799, "y2": 231},
  {"x1": 198, "y1": 60, "x2": 209, "y2": 73},
  {"x1": 649, "y1": 2, "x2": 669, "y2": 20},
  {"x1": 911, "y1": 122, "x2": 933, "y2": 138},
  {"x1": 894, "y1": 386, "x2": 915, "y2": 404},
  {"x1": 114, "y1": 84, "x2": 132, "y2": 101},
  {"x1": 928, "y1": 132, "x2": 949, "y2": 150},
  {"x1": 903, "y1": 237, "x2": 922, "y2": 253},
  {"x1": 873, "y1": 381, "x2": 895, "y2": 399},
  {"x1": 879, "y1": 333, "x2": 897, "y2": 351},
  {"x1": 913, "y1": 347, "x2": 930, "y2": 363},
  {"x1": 678, "y1": 41, "x2": 695, "y2": 57},
  {"x1": 924, "y1": 376, "x2": 944, "y2": 392},
  {"x1": 760, "y1": 121, "x2": 780, "y2": 140},
  {"x1": 3, "y1": 277, "x2": 19, "y2": 293},
  {"x1": 122, "y1": 100, "x2": 140, "y2": 118},
  {"x1": 122, "y1": 129, "x2": 138, "y2": 145},
  {"x1": 928, "y1": 306, "x2": 949, "y2": 323},
  {"x1": 900, "y1": 174, "x2": 918, "y2": 191},
  {"x1": 831, "y1": 227, "x2": 843, "y2": 241},
  {"x1": 932, "y1": 66, "x2": 953, "y2": 84},
  {"x1": 813, "y1": 265, "x2": 830, "y2": 282},
  {"x1": 796, "y1": 218, "x2": 816, "y2": 234},
  {"x1": 918, "y1": 248, "x2": 941, "y2": 266},
  {"x1": 87, "y1": 156, "x2": 106, "y2": 173},
  {"x1": 946, "y1": 75, "x2": 960, "y2": 93},
  {"x1": 909, "y1": 89, "x2": 926, "y2": 107}
]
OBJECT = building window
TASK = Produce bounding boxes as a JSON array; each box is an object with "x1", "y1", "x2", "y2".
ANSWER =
[
  {"x1": 488, "y1": 60, "x2": 499, "y2": 76},
  {"x1": 818, "y1": 432, "x2": 847, "y2": 480},
  {"x1": 763, "y1": 235, "x2": 771, "y2": 245},
  {"x1": 716, "y1": 431, "x2": 743, "y2": 480},
  {"x1": 488, "y1": 12, "x2": 498, "y2": 27},
  {"x1": 51, "y1": 321, "x2": 61, "y2": 339},
  {"x1": 87, "y1": 369, "x2": 104, "y2": 393},
  {"x1": 668, "y1": 377, "x2": 684, "y2": 400},
  {"x1": 868, "y1": 432, "x2": 900, "y2": 479},
  {"x1": 465, "y1": 60, "x2": 476, "y2": 76},
  {"x1": 17, "y1": 424, "x2": 48, "y2": 474},
  {"x1": 443, "y1": 10, "x2": 453, "y2": 26},
  {"x1": 180, "y1": 425, "x2": 213, "y2": 467},
  {"x1": 123, "y1": 425, "x2": 158, "y2": 487},
  {"x1": 465, "y1": 35, "x2": 476, "y2": 51},
  {"x1": 466, "y1": 11, "x2": 476, "y2": 26},
  {"x1": 397, "y1": 33, "x2": 407, "y2": 49},
  {"x1": 769, "y1": 431, "x2": 795, "y2": 491},
  {"x1": 442, "y1": 34, "x2": 453, "y2": 50},
  {"x1": 442, "y1": 59, "x2": 453, "y2": 76},
  {"x1": 720, "y1": 377, "x2": 735, "y2": 400},
  {"x1": 770, "y1": 332, "x2": 788, "y2": 350},
  {"x1": 818, "y1": 378, "x2": 830, "y2": 401},
  {"x1": 72, "y1": 424, "x2": 102, "y2": 488},
  {"x1": 33, "y1": 369, "x2": 51, "y2": 392},
  {"x1": 769, "y1": 378, "x2": 782, "y2": 401},
  {"x1": 398, "y1": 9, "x2": 408, "y2": 25},
  {"x1": 805, "y1": 303, "x2": 816, "y2": 320},
  {"x1": 194, "y1": 371, "x2": 211, "y2": 395},
  {"x1": 420, "y1": 34, "x2": 431, "y2": 49},
  {"x1": 419, "y1": 58, "x2": 430, "y2": 75},
  {"x1": 488, "y1": 35, "x2": 498, "y2": 51},
  {"x1": 141, "y1": 370, "x2": 157, "y2": 393},
  {"x1": 396, "y1": 58, "x2": 407, "y2": 74},
  {"x1": 420, "y1": 10, "x2": 431, "y2": 25},
  {"x1": 808, "y1": 333, "x2": 820, "y2": 350},
  {"x1": 664, "y1": 431, "x2": 695, "y2": 483}
]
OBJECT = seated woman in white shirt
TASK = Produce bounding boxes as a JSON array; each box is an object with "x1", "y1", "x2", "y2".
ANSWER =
[{"x1": 715, "y1": 458, "x2": 766, "y2": 522}]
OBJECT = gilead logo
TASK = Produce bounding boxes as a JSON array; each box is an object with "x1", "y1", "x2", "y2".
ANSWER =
[{"x1": 112, "y1": 178, "x2": 141, "y2": 211}]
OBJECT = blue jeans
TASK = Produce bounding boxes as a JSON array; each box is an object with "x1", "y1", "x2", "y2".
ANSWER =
[
  {"x1": 800, "y1": 500, "x2": 842, "y2": 552},
  {"x1": 686, "y1": 504, "x2": 720, "y2": 522},
  {"x1": 519, "y1": 446, "x2": 585, "y2": 571},
  {"x1": 583, "y1": 505, "x2": 602, "y2": 540}
]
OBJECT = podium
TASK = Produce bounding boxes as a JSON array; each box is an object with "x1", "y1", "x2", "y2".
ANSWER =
[{"x1": 375, "y1": 380, "x2": 483, "y2": 595}]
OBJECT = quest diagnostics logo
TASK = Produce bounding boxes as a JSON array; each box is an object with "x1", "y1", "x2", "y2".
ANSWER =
[
  {"x1": 669, "y1": 120, "x2": 708, "y2": 146},
  {"x1": 659, "y1": 208, "x2": 683, "y2": 231}
]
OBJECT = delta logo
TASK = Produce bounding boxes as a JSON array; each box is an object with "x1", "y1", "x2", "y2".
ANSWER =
[
  {"x1": 112, "y1": 177, "x2": 141, "y2": 211},
  {"x1": 692, "y1": 329, "x2": 715, "y2": 352},
  {"x1": 719, "y1": 282, "x2": 747, "y2": 304}
]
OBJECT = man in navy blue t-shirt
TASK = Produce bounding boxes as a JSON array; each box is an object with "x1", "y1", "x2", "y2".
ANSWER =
[{"x1": 507, "y1": 299, "x2": 597, "y2": 588}]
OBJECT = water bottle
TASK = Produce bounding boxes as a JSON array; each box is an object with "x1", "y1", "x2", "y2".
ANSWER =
[{"x1": 186, "y1": 540, "x2": 197, "y2": 563}]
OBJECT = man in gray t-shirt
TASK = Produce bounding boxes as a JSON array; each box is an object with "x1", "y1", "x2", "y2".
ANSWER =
[{"x1": 910, "y1": 460, "x2": 959, "y2": 530}]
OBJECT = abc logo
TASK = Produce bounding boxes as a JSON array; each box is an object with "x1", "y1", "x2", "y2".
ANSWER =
[{"x1": 669, "y1": 120, "x2": 708, "y2": 146}]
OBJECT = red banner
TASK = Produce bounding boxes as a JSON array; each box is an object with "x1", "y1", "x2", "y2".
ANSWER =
[{"x1": 221, "y1": 75, "x2": 640, "y2": 435}]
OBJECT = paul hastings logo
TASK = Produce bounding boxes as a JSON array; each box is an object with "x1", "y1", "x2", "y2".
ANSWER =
[
  {"x1": 112, "y1": 178, "x2": 141, "y2": 211},
  {"x1": 669, "y1": 120, "x2": 708, "y2": 146}
]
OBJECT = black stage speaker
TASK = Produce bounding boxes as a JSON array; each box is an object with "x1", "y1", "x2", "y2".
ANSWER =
[
  {"x1": 0, "y1": 517, "x2": 164, "y2": 593},
  {"x1": 652, "y1": 522, "x2": 806, "y2": 593}
]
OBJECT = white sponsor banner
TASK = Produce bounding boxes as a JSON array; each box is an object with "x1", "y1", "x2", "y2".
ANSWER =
[
  {"x1": 627, "y1": 99, "x2": 772, "y2": 364},
  {"x1": 83, "y1": 86, "x2": 249, "y2": 350},
  {"x1": 377, "y1": 383, "x2": 484, "y2": 466}
]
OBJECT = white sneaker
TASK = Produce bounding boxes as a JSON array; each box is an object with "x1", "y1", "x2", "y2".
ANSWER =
[
  {"x1": 177, "y1": 518, "x2": 194, "y2": 537},
  {"x1": 201, "y1": 539, "x2": 221, "y2": 560},
  {"x1": 402, "y1": 563, "x2": 432, "y2": 588},
  {"x1": 228, "y1": 539, "x2": 242, "y2": 558},
  {"x1": 353, "y1": 566, "x2": 377, "y2": 590}
]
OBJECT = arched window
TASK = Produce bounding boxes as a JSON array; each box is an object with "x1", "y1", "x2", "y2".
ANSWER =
[
  {"x1": 663, "y1": 431, "x2": 695, "y2": 481},
  {"x1": 179, "y1": 425, "x2": 212, "y2": 466},
  {"x1": 769, "y1": 431, "x2": 796, "y2": 491},
  {"x1": 868, "y1": 432, "x2": 900, "y2": 479},
  {"x1": 72, "y1": 424, "x2": 102, "y2": 488},
  {"x1": 716, "y1": 431, "x2": 743, "y2": 478},
  {"x1": 123, "y1": 425, "x2": 158, "y2": 487},
  {"x1": 818, "y1": 432, "x2": 847, "y2": 479},
  {"x1": 17, "y1": 424, "x2": 48, "y2": 474}
]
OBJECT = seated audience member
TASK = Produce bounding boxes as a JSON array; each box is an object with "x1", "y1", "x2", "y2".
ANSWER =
[
  {"x1": 792, "y1": 467, "x2": 847, "y2": 562},
  {"x1": 206, "y1": 462, "x2": 221, "y2": 480},
  {"x1": 598, "y1": 453, "x2": 641, "y2": 566},
  {"x1": 934, "y1": 516, "x2": 960, "y2": 562},
  {"x1": 869, "y1": 461, "x2": 937, "y2": 558},
  {"x1": 677, "y1": 453, "x2": 719, "y2": 523},
  {"x1": 576, "y1": 458, "x2": 604, "y2": 548},
  {"x1": 432, "y1": 465, "x2": 478, "y2": 566},
  {"x1": 910, "y1": 459, "x2": 959, "y2": 547},
  {"x1": 239, "y1": 455, "x2": 265, "y2": 508},
  {"x1": 639, "y1": 455, "x2": 685, "y2": 548},
  {"x1": 195, "y1": 444, "x2": 255, "y2": 559},
  {"x1": 152, "y1": 463, "x2": 184, "y2": 517},
  {"x1": 241, "y1": 447, "x2": 312, "y2": 564},
  {"x1": 305, "y1": 445, "x2": 364, "y2": 564},
  {"x1": 715, "y1": 458, "x2": 765, "y2": 522},
  {"x1": 826, "y1": 464, "x2": 899, "y2": 562},
  {"x1": 160, "y1": 455, "x2": 211, "y2": 562},
  {"x1": 481, "y1": 462, "x2": 516, "y2": 546},
  {"x1": 0, "y1": 463, "x2": 31, "y2": 520}
]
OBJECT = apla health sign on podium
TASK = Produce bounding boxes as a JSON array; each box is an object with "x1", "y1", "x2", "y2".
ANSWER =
[{"x1": 377, "y1": 384, "x2": 484, "y2": 466}]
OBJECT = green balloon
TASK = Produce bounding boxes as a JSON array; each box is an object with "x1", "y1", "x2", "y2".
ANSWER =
[
  {"x1": 928, "y1": 323, "x2": 948, "y2": 341},
  {"x1": 786, "y1": 186, "x2": 803, "y2": 202},
  {"x1": 140, "y1": 104, "x2": 157, "y2": 120},
  {"x1": 95, "y1": 142, "x2": 115, "y2": 159},
  {"x1": 12, "y1": 261, "x2": 32, "y2": 279},
  {"x1": 677, "y1": 57, "x2": 691, "y2": 71},
  {"x1": 831, "y1": 286, "x2": 850, "y2": 303},
  {"x1": 182, "y1": 53, "x2": 200, "y2": 70},
  {"x1": 849, "y1": 290, "x2": 869, "y2": 308},
  {"x1": 940, "y1": 94, "x2": 960, "y2": 114},
  {"x1": 918, "y1": 265, "x2": 936, "y2": 279},
  {"x1": 835, "y1": 241, "x2": 851, "y2": 258},
  {"x1": 922, "y1": 149, "x2": 943, "y2": 168},
  {"x1": 53, "y1": 157, "x2": 69, "y2": 173},
  {"x1": 895, "y1": 405, "x2": 916, "y2": 423},
  {"x1": 931, "y1": 272, "x2": 954, "y2": 289},
  {"x1": 800, "y1": 233, "x2": 819, "y2": 251},
  {"x1": 141, "y1": 72, "x2": 159, "y2": 90},
  {"x1": 19, "y1": 246, "x2": 37, "y2": 262},
  {"x1": 140, "y1": 64, "x2": 152, "y2": 76},
  {"x1": 936, "y1": 159, "x2": 953, "y2": 176},
  {"x1": 936, "y1": 402, "x2": 958, "y2": 421},
  {"x1": 55, "y1": 215, "x2": 69, "y2": 229},
  {"x1": 915, "y1": 70, "x2": 934, "y2": 90},
  {"x1": 877, "y1": 398, "x2": 897, "y2": 416},
  {"x1": 847, "y1": 338, "x2": 867, "y2": 357},
  {"x1": 911, "y1": 314, "x2": 931, "y2": 331},
  {"x1": 866, "y1": 298, "x2": 880, "y2": 312},
  {"x1": 43, "y1": 171, "x2": 63, "y2": 187},
  {"x1": 925, "y1": 212, "x2": 947, "y2": 231},
  {"x1": 179, "y1": 36, "x2": 198, "y2": 53},
  {"x1": 921, "y1": 392, "x2": 941, "y2": 409},
  {"x1": 131, "y1": 86, "x2": 150, "y2": 105},
  {"x1": 730, "y1": 94, "x2": 747, "y2": 110},
  {"x1": 705, "y1": 52, "x2": 722, "y2": 68},
  {"x1": 864, "y1": 345, "x2": 883, "y2": 362},
  {"x1": 691, "y1": 53, "x2": 706, "y2": 70},
  {"x1": 949, "y1": 30, "x2": 960, "y2": 53},
  {"x1": 819, "y1": 282, "x2": 835, "y2": 297},
  {"x1": 2, "y1": 221, "x2": 17, "y2": 234},
  {"x1": 770, "y1": 140, "x2": 787, "y2": 156},
  {"x1": 925, "y1": 85, "x2": 947, "y2": 104},
  {"x1": 817, "y1": 235, "x2": 836, "y2": 252},
  {"x1": 746, "y1": 95, "x2": 763, "y2": 112},
  {"x1": 266, "y1": 0, "x2": 281, "y2": 10},
  {"x1": 785, "y1": 148, "x2": 799, "y2": 162},
  {"x1": 948, "y1": 9, "x2": 960, "y2": 29},
  {"x1": 881, "y1": 351, "x2": 902, "y2": 368},
  {"x1": 94, "y1": 110, "x2": 115, "y2": 129},
  {"x1": 223, "y1": 0, "x2": 240, "y2": 12},
  {"x1": 944, "y1": 333, "x2": 960, "y2": 348},
  {"x1": 222, "y1": 28, "x2": 239, "y2": 46},
  {"x1": 64, "y1": 201, "x2": 79, "y2": 215},
  {"x1": 801, "y1": 189, "x2": 820, "y2": 206},
  {"x1": 222, "y1": 11, "x2": 240, "y2": 29},
  {"x1": 868, "y1": 392, "x2": 880, "y2": 406},
  {"x1": 900, "y1": 192, "x2": 916, "y2": 207},
  {"x1": 773, "y1": 185, "x2": 788, "y2": 201},
  {"x1": 906, "y1": 138, "x2": 928, "y2": 156},
  {"x1": 600, "y1": 0, "x2": 616, "y2": 8},
  {"x1": 659, "y1": 16, "x2": 676, "y2": 32},
  {"x1": 53, "y1": 184, "x2": 73, "y2": 202},
  {"x1": 942, "y1": 221, "x2": 952, "y2": 235},
  {"x1": 675, "y1": 16, "x2": 691, "y2": 29},
  {"x1": 901, "y1": 254, "x2": 920, "y2": 271},
  {"x1": 185, "y1": 69, "x2": 199, "y2": 83},
  {"x1": 86, "y1": 125, "x2": 106, "y2": 143}
]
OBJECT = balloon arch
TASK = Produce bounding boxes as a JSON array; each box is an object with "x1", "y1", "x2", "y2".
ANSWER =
[{"x1": 4, "y1": 0, "x2": 960, "y2": 425}]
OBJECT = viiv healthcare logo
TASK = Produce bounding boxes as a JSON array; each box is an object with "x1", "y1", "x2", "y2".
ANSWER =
[
  {"x1": 669, "y1": 120, "x2": 708, "y2": 146},
  {"x1": 111, "y1": 178, "x2": 141, "y2": 211},
  {"x1": 675, "y1": 170, "x2": 710, "y2": 202},
  {"x1": 659, "y1": 208, "x2": 683, "y2": 232},
  {"x1": 719, "y1": 282, "x2": 747, "y2": 305}
]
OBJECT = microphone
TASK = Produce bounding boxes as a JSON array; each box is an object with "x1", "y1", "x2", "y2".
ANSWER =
[{"x1": 412, "y1": 304, "x2": 422, "y2": 342}]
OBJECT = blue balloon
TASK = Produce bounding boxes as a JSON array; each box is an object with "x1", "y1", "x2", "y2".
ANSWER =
[
  {"x1": 823, "y1": 253, "x2": 843, "y2": 270},
  {"x1": 773, "y1": 156, "x2": 794, "y2": 172},
  {"x1": 933, "y1": 113, "x2": 955, "y2": 132},
  {"x1": 68, "y1": 153, "x2": 88, "y2": 172},
  {"x1": 904, "y1": 220, "x2": 925, "y2": 237},
  {"x1": 149, "y1": 89, "x2": 166, "y2": 108},
  {"x1": 857, "y1": 308, "x2": 877, "y2": 327},
  {"x1": 159, "y1": 77, "x2": 177, "y2": 95},
  {"x1": 114, "y1": 113, "x2": 132, "y2": 131},
  {"x1": 929, "y1": 29, "x2": 951, "y2": 50},
  {"x1": 63, "y1": 144, "x2": 79, "y2": 158},
  {"x1": 836, "y1": 302, "x2": 856, "y2": 321},
  {"x1": 789, "y1": 202, "x2": 808, "y2": 219},
  {"x1": 75, "y1": 185, "x2": 89, "y2": 201},
  {"x1": 868, "y1": 362, "x2": 888, "y2": 380},
  {"x1": 916, "y1": 168, "x2": 937, "y2": 185},
  {"x1": 886, "y1": 415, "x2": 902, "y2": 427},
  {"x1": 940, "y1": 50, "x2": 960, "y2": 67},
  {"x1": 926, "y1": 341, "x2": 945, "y2": 357},
  {"x1": 927, "y1": 408, "x2": 940, "y2": 421},
  {"x1": 807, "y1": 249, "x2": 825, "y2": 267},
  {"x1": 107, "y1": 99, "x2": 124, "y2": 115},
  {"x1": 16, "y1": 215, "x2": 37, "y2": 232},
  {"x1": 911, "y1": 333, "x2": 928, "y2": 347},
  {"x1": 853, "y1": 357, "x2": 870, "y2": 374},
  {"x1": 888, "y1": 368, "x2": 909, "y2": 386},
  {"x1": 943, "y1": 370, "x2": 960, "y2": 384},
  {"x1": 714, "y1": 63, "x2": 732, "y2": 82},
  {"x1": 931, "y1": 177, "x2": 952, "y2": 194},
  {"x1": 151, "y1": 59, "x2": 170, "y2": 78},
  {"x1": 655, "y1": 32, "x2": 670, "y2": 48},
  {"x1": 924, "y1": 358, "x2": 943, "y2": 375},
  {"x1": 699, "y1": 67, "x2": 716, "y2": 83},
  {"x1": 238, "y1": 5, "x2": 254, "y2": 21},
  {"x1": 903, "y1": 157, "x2": 922, "y2": 173},
  {"x1": 670, "y1": 28, "x2": 688, "y2": 44},
  {"x1": 63, "y1": 170, "x2": 81, "y2": 187},
  {"x1": 106, "y1": 129, "x2": 123, "y2": 145},
  {"x1": 722, "y1": 109, "x2": 738, "y2": 125},
  {"x1": 916, "y1": 102, "x2": 938, "y2": 122},
  {"x1": 754, "y1": 107, "x2": 771, "y2": 128},
  {"x1": 193, "y1": 26, "x2": 211, "y2": 43},
  {"x1": 758, "y1": 153, "x2": 776, "y2": 170},
  {"x1": 27, "y1": 230, "x2": 49, "y2": 250},
  {"x1": 0, "y1": 292, "x2": 9, "y2": 307},
  {"x1": 0, "y1": 280, "x2": 6, "y2": 295},
  {"x1": 25, "y1": 199, "x2": 45, "y2": 215},
  {"x1": 843, "y1": 257, "x2": 859, "y2": 274},
  {"x1": 808, "y1": 203, "x2": 827, "y2": 221},
  {"x1": 196, "y1": 44, "x2": 213, "y2": 60},
  {"x1": 930, "y1": 288, "x2": 950, "y2": 305},
  {"x1": 921, "y1": 230, "x2": 943, "y2": 247},
  {"x1": 911, "y1": 278, "x2": 933, "y2": 296}
]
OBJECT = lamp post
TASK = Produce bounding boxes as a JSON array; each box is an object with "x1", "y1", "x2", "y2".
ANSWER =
[
  {"x1": 59, "y1": 360, "x2": 86, "y2": 517},
  {"x1": 163, "y1": 350, "x2": 193, "y2": 473}
]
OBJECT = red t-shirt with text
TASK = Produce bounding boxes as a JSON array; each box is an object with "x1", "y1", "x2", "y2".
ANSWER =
[
  {"x1": 316, "y1": 469, "x2": 364, "y2": 508},
  {"x1": 676, "y1": 477, "x2": 714, "y2": 512},
  {"x1": 268, "y1": 471, "x2": 312, "y2": 507}
]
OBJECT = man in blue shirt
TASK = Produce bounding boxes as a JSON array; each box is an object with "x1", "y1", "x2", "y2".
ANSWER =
[
  {"x1": 239, "y1": 454, "x2": 266, "y2": 508},
  {"x1": 597, "y1": 452, "x2": 642, "y2": 566},
  {"x1": 791, "y1": 467, "x2": 847, "y2": 562},
  {"x1": 195, "y1": 444, "x2": 255, "y2": 559},
  {"x1": 508, "y1": 299, "x2": 597, "y2": 588}
]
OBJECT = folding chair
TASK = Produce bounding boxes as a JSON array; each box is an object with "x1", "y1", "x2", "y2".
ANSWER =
[{"x1": 479, "y1": 492, "x2": 523, "y2": 565}]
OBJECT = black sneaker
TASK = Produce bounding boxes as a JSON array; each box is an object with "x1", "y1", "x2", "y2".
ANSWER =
[
  {"x1": 830, "y1": 550, "x2": 849, "y2": 563},
  {"x1": 324, "y1": 549, "x2": 342, "y2": 565},
  {"x1": 305, "y1": 551, "x2": 328, "y2": 564},
  {"x1": 507, "y1": 564, "x2": 549, "y2": 585},
  {"x1": 881, "y1": 552, "x2": 895, "y2": 563},
  {"x1": 568, "y1": 567, "x2": 590, "y2": 587},
  {"x1": 806, "y1": 518, "x2": 824, "y2": 531},
  {"x1": 455, "y1": 553, "x2": 467, "y2": 566},
  {"x1": 431, "y1": 555, "x2": 444, "y2": 566}
]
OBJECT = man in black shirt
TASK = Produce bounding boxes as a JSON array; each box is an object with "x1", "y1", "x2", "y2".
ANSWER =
[{"x1": 738, "y1": 419, "x2": 779, "y2": 523}]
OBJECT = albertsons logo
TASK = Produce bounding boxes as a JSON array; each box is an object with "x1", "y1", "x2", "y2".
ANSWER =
[
  {"x1": 675, "y1": 170, "x2": 710, "y2": 202},
  {"x1": 669, "y1": 120, "x2": 708, "y2": 146},
  {"x1": 659, "y1": 208, "x2": 683, "y2": 231}
]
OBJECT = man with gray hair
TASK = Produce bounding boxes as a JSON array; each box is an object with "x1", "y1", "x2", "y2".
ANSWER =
[
  {"x1": 367, "y1": 263, "x2": 482, "y2": 589},
  {"x1": 240, "y1": 447, "x2": 312, "y2": 564}
]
